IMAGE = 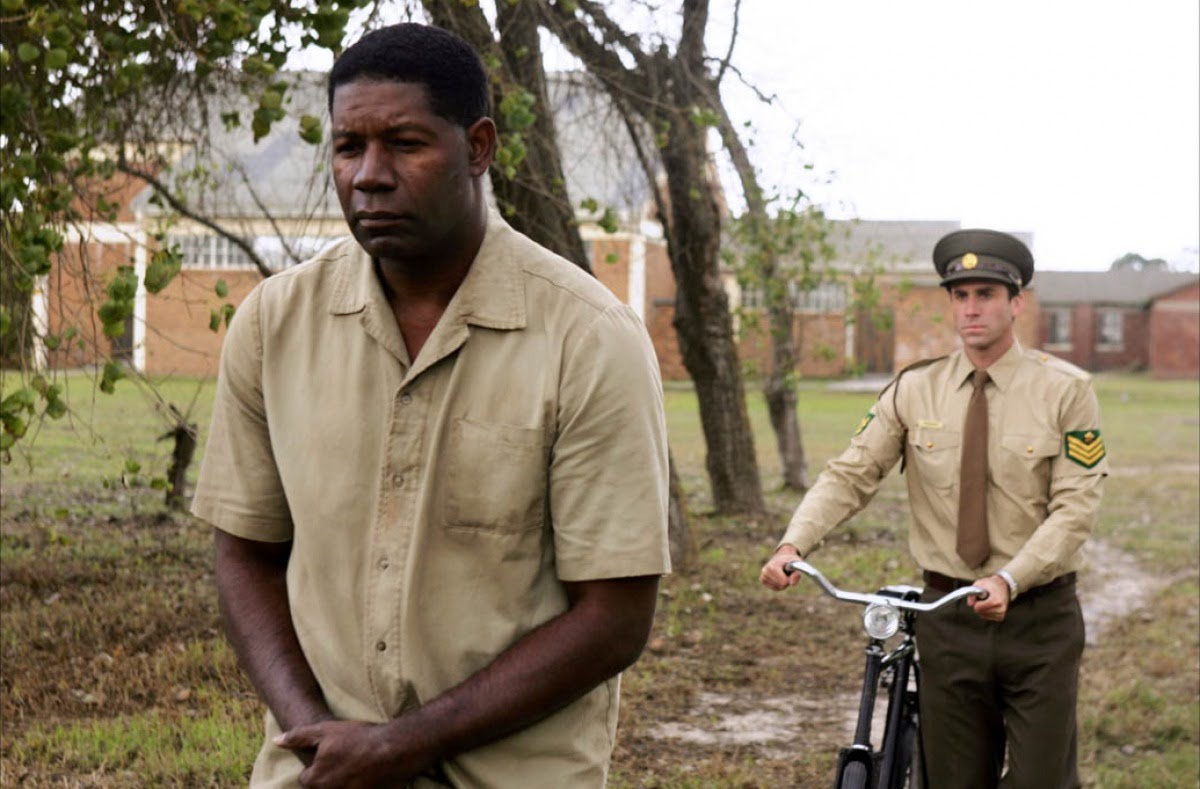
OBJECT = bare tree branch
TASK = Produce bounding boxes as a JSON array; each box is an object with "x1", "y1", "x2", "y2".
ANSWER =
[
  {"x1": 116, "y1": 158, "x2": 274, "y2": 279},
  {"x1": 715, "y1": 0, "x2": 742, "y2": 85}
]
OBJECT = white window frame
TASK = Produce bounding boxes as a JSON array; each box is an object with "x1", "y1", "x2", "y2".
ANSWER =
[
  {"x1": 1096, "y1": 308, "x2": 1124, "y2": 350},
  {"x1": 1045, "y1": 307, "x2": 1072, "y2": 350}
]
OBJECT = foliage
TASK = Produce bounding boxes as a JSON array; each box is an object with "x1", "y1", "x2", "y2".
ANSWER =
[{"x1": 0, "y1": 0, "x2": 371, "y2": 458}]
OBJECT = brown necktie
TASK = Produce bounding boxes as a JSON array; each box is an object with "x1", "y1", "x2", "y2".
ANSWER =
[{"x1": 957, "y1": 369, "x2": 990, "y2": 568}]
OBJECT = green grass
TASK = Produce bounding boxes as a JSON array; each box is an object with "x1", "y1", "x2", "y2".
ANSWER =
[{"x1": 1, "y1": 370, "x2": 1197, "y2": 786}]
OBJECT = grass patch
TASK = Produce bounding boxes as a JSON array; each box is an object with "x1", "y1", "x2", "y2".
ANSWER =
[{"x1": 1, "y1": 371, "x2": 1196, "y2": 786}]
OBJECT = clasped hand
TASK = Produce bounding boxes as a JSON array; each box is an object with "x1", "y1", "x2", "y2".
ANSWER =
[{"x1": 275, "y1": 718, "x2": 437, "y2": 789}]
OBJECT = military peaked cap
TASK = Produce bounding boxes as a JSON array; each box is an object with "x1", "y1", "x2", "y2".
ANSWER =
[{"x1": 933, "y1": 229, "x2": 1034, "y2": 289}]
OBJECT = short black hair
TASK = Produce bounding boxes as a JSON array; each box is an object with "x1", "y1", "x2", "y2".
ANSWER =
[{"x1": 328, "y1": 23, "x2": 489, "y2": 128}]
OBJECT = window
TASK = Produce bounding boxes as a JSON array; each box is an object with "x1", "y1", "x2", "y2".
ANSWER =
[
  {"x1": 791, "y1": 281, "x2": 847, "y2": 313},
  {"x1": 1097, "y1": 309, "x2": 1124, "y2": 349},
  {"x1": 738, "y1": 280, "x2": 847, "y2": 313},
  {"x1": 1046, "y1": 308, "x2": 1072, "y2": 348},
  {"x1": 170, "y1": 234, "x2": 339, "y2": 271}
]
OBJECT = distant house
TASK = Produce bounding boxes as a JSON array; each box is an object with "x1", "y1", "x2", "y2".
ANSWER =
[
  {"x1": 41, "y1": 71, "x2": 1062, "y2": 384},
  {"x1": 1033, "y1": 270, "x2": 1200, "y2": 377},
  {"x1": 733, "y1": 221, "x2": 1041, "y2": 378}
]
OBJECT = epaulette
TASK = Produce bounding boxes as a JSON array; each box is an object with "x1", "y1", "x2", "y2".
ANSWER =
[
  {"x1": 881, "y1": 356, "x2": 947, "y2": 474},
  {"x1": 1025, "y1": 348, "x2": 1091, "y2": 381}
]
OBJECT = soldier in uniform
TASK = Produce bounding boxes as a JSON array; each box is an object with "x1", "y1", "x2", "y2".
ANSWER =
[{"x1": 761, "y1": 229, "x2": 1107, "y2": 788}]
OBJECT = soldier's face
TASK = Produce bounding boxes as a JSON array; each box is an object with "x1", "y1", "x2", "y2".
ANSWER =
[{"x1": 949, "y1": 281, "x2": 1024, "y2": 352}]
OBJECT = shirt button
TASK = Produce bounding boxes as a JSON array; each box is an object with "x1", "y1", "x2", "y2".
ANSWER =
[
  {"x1": 400, "y1": 393, "x2": 413, "y2": 405},
  {"x1": 1026, "y1": 446, "x2": 1034, "y2": 454},
  {"x1": 392, "y1": 473, "x2": 404, "y2": 486},
  {"x1": 378, "y1": 557, "x2": 389, "y2": 570},
  {"x1": 925, "y1": 441, "x2": 934, "y2": 448},
  {"x1": 376, "y1": 640, "x2": 387, "y2": 652}
]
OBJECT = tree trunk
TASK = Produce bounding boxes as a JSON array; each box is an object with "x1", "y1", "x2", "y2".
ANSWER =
[
  {"x1": 160, "y1": 408, "x2": 198, "y2": 511},
  {"x1": 538, "y1": 0, "x2": 766, "y2": 514},
  {"x1": 713, "y1": 95, "x2": 809, "y2": 491},
  {"x1": 659, "y1": 125, "x2": 764, "y2": 513},
  {"x1": 426, "y1": 0, "x2": 694, "y2": 553}
]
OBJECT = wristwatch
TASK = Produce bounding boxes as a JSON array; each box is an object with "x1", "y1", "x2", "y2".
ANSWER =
[{"x1": 996, "y1": 569, "x2": 1018, "y2": 600}]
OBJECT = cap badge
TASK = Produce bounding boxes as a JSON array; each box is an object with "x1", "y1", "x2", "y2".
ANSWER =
[{"x1": 962, "y1": 253, "x2": 978, "y2": 270}]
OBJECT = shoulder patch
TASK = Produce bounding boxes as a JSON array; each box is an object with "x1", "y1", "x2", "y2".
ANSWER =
[
  {"x1": 853, "y1": 411, "x2": 875, "y2": 436},
  {"x1": 1065, "y1": 430, "x2": 1106, "y2": 468}
]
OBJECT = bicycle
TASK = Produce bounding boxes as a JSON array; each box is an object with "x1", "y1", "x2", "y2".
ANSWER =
[{"x1": 783, "y1": 560, "x2": 987, "y2": 789}]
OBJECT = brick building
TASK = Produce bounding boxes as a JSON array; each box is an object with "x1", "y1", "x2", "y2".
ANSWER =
[
  {"x1": 1034, "y1": 270, "x2": 1199, "y2": 377},
  {"x1": 38, "y1": 72, "x2": 1055, "y2": 383}
]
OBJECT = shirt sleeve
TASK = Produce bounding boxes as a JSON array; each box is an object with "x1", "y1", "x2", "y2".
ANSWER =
[
  {"x1": 549, "y1": 303, "x2": 671, "y2": 581},
  {"x1": 779, "y1": 380, "x2": 906, "y2": 556},
  {"x1": 190, "y1": 284, "x2": 293, "y2": 542},
  {"x1": 1003, "y1": 376, "x2": 1107, "y2": 590}
]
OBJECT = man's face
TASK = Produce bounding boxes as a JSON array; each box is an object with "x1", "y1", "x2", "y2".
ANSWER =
[
  {"x1": 331, "y1": 78, "x2": 489, "y2": 264},
  {"x1": 949, "y1": 280, "x2": 1024, "y2": 353}
]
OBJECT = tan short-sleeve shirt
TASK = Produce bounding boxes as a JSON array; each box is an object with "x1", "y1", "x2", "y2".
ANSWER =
[
  {"x1": 192, "y1": 212, "x2": 671, "y2": 788},
  {"x1": 781, "y1": 341, "x2": 1107, "y2": 592}
]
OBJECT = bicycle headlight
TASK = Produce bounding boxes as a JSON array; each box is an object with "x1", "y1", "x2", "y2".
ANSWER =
[{"x1": 862, "y1": 602, "x2": 900, "y2": 640}]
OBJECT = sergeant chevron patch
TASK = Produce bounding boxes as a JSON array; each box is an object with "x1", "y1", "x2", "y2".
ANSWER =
[{"x1": 1065, "y1": 430, "x2": 1106, "y2": 468}]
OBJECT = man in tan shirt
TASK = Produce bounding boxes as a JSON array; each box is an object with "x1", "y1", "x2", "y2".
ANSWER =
[
  {"x1": 761, "y1": 229, "x2": 1106, "y2": 788},
  {"x1": 191, "y1": 23, "x2": 670, "y2": 788}
]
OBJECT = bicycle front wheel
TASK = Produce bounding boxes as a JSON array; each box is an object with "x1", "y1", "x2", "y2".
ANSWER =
[
  {"x1": 897, "y1": 717, "x2": 923, "y2": 789},
  {"x1": 839, "y1": 759, "x2": 869, "y2": 789}
]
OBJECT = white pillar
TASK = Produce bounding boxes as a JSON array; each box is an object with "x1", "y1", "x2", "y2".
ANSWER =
[
  {"x1": 628, "y1": 234, "x2": 646, "y2": 322},
  {"x1": 30, "y1": 275, "x2": 49, "y2": 371},
  {"x1": 132, "y1": 220, "x2": 147, "y2": 373}
]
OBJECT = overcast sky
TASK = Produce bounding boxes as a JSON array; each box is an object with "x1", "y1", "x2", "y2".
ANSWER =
[
  {"x1": 706, "y1": 1, "x2": 1199, "y2": 271},
  {"x1": 297, "y1": 1, "x2": 1198, "y2": 272}
]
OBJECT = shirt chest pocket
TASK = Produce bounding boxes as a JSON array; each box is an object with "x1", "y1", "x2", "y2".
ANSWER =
[
  {"x1": 996, "y1": 434, "x2": 1059, "y2": 499},
  {"x1": 908, "y1": 426, "x2": 960, "y2": 489},
  {"x1": 443, "y1": 418, "x2": 548, "y2": 533}
]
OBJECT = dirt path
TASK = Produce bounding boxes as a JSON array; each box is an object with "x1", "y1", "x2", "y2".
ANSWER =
[{"x1": 648, "y1": 537, "x2": 1169, "y2": 751}]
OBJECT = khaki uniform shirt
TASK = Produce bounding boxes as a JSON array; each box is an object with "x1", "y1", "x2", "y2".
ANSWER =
[
  {"x1": 781, "y1": 341, "x2": 1107, "y2": 592},
  {"x1": 192, "y1": 212, "x2": 671, "y2": 788}
]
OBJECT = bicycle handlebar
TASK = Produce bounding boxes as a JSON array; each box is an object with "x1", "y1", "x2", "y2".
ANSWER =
[{"x1": 784, "y1": 559, "x2": 988, "y2": 611}]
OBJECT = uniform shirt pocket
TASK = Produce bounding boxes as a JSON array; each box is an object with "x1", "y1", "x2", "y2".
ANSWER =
[
  {"x1": 444, "y1": 418, "x2": 547, "y2": 533},
  {"x1": 996, "y1": 434, "x2": 1059, "y2": 500},
  {"x1": 908, "y1": 426, "x2": 961, "y2": 489}
]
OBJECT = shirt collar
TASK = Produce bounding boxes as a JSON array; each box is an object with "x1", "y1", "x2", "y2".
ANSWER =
[
  {"x1": 951, "y1": 339, "x2": 1024, "y2": 392},
  {"x1": 328, "y1": 209, "x2": 527, "y2": 331}
]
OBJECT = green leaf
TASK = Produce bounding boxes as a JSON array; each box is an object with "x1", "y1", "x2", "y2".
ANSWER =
[
  {"x1": 124, "y1": 458, "x2": 141, "y2": 474},
  {"x1": 260, "y1": 89, "x2": 282, "y2": 110},
  {"x1": 1, "y1": 0, "x2": 25, "y2": 12},
  {"x1": 144, "y1": 250, "x2": 181, "y2": 294},
  {"x1": 150, "y1": 477, "x2": 168, "y2": 490},
  {"x1": 45, "y1": 48, "x2": 69, "y2": 71},
  {"x1": 17, "y1": 43, "x2": 39, "y2": 63},
  {"x1": 605, "y1": 253, "x2": 619, "y2": 264},
  {"x1": 42, "y1": 333, "x2": 62, "y2": 351},
  {"x1": 99, "y1": 360, "x2": 125, "y2": 394},
  {"x1": 298, "y1": 114, "x2": 322, "y2": 145},
  {"x1": 214, "y1": 279, "x2": 228, "y2": 298},
  {"x1": 222, "y1": 303, "x2": 236, "y2": 327},
  {"x1": 209, "y1": 309, "x2": 222, "y2": 332}
]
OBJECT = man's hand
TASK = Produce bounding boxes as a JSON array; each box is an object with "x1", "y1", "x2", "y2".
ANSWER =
[
  {"x1": 275, "y1": 719, "x2": 436, "y2": 789},
  {"x1": 967, "y1": 574, "x2": 1010, "y2": 622},
  {"x1": 760, "y1": 545, "x2": 804, "y2": 591}
]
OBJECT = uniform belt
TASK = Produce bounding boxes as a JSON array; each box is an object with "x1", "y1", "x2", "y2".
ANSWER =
[{"x1": 922, "y1": 570, "x2": 1076, "y2": 601}]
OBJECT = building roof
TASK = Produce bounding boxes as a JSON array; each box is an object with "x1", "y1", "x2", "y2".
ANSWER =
[
  {"x1": 130, "y1": 70, "x2": 654, "y2": 226},
  {"x1": 1032, "y1": 270, "x2": 1200, "y2": 306}
]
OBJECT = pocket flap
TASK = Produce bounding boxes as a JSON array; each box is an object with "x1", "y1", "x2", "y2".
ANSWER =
[{"x1": 1001, "y1": 434, "x2": 1060, "y2": 459}]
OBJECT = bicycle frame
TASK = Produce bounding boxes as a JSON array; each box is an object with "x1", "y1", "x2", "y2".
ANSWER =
[{"x1": 784, "y1": 561, "x2": 985, "y2": 789}]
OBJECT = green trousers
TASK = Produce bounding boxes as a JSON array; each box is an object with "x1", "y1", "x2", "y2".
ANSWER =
[{"x1": 916, "y1": 580, "x2": 1085, "y2": 789}]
